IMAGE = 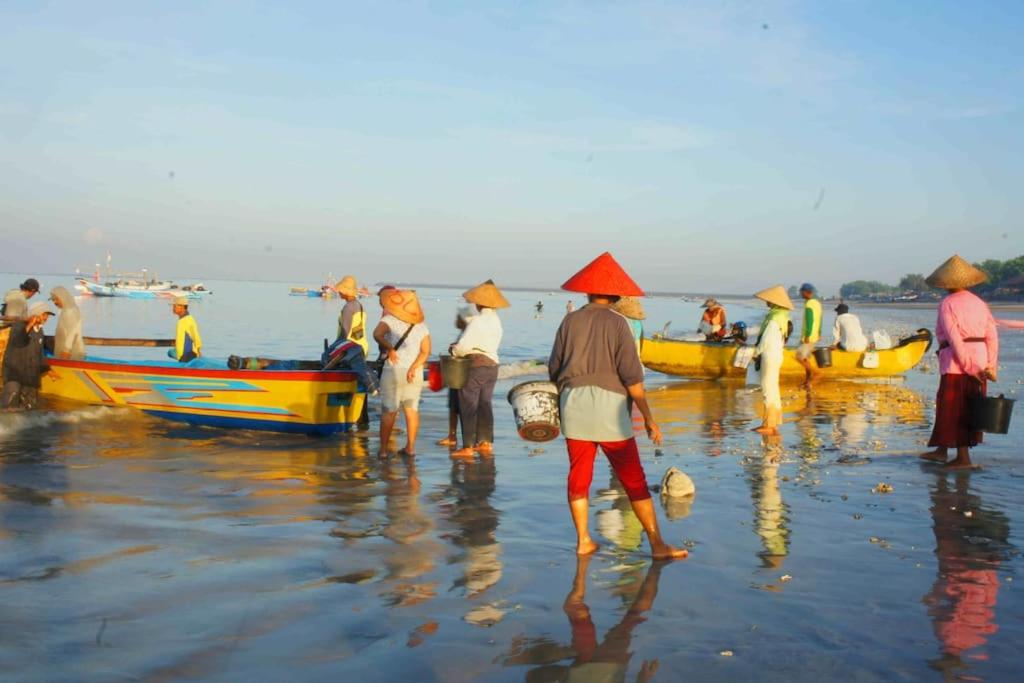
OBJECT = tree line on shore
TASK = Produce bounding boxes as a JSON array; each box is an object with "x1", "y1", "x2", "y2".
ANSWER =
[{"x1": 834, "y1": 254, "x2": 1024, "y2": 301}]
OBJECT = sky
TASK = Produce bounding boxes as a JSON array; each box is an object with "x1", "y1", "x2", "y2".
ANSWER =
[{"x1": 1, "y1": 0, "x2": 1022, "y2": 295}]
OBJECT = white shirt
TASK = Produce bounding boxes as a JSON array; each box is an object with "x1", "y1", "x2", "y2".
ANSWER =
[
  {"x1": 452, "y1": 307, "x2": 503, "y2": 364},
  {"x1": 832, "y1": 313, "x2": 868, "y2": 352},
  {"x1": 381, "y1": 314, "x2": 430, "y2": 368}
]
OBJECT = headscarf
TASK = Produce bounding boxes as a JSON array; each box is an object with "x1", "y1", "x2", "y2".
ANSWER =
[{"x1": 50, "y1": 286, "x2": 85, "y2": 360}]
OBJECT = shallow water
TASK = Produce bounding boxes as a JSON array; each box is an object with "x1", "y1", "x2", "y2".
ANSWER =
[{"x1": 2, "y1": 276, "x2": 1023, "y2": 682}]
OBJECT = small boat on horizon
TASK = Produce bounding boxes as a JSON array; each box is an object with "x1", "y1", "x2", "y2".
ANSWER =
[{"x1": 76, "y1": 278, "x2": 212, "y2": 299}]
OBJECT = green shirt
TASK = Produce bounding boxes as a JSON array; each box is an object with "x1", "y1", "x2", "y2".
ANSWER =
[{"x1": 803, "y1": 298, "x2": 822, "y2": 343}]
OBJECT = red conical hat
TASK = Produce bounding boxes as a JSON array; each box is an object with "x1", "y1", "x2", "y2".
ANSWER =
[{"x1": 561, "y1": 252, "x2": 644, "y2": 297}]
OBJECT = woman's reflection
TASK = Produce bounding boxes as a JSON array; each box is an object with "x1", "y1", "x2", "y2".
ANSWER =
[
  {"x1": 377, "y1": 455, "x2": 439, "y2": 607},
  {"x1": 746, "y1": 436, "x2": 790, "y2": 569},
  {"x1": 443, "y1": 455, "x2": 502, "y2": 598},
  {"x1": 504, "y1": 555, "x2": 665, "y2": 682},
  {"x1": 924, "y1": 473, "x2": 1013, "y2": 675}
]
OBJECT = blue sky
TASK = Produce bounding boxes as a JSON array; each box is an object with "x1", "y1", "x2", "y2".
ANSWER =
[{"x1": 1, "y1": 1, "x2": 1022, "y2": 294}]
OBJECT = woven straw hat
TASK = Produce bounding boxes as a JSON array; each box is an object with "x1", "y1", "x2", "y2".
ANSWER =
[
  {"x1": 172, "y1": 296, "x2": 190, "y2": 307},
  {"x1": 334, "y1": 275, "x2": 358, "y2": 297},
  {"x1": 381, "y1": 289, "x2": 424, "y2": 324},
  {"x1": 561, "y1": 252, "x2": 644, "y2": 297},
  {"x1": 613, "y1": 296, "x2": 646, "y2": 320},
  {"x1": 754, "y1": 285, "x2": 794, "y2": 310},
  {"x1": 925, "y1": 254, "x2": 988, "y2": 289},
  {"x1": 463, "y1": 279, "x2": 510, "y2": 309},
  {"x1": 702, "y1": 298, "x2": 719, "y2": 309}
]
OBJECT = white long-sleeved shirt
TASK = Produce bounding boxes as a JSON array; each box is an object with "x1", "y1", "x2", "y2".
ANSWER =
[
  {"x1": 832, "y1": 313, "x2": 868, "y2": 352},
  {"x1": 452, "y1": 307, "x2": 503, "y2": 364}
]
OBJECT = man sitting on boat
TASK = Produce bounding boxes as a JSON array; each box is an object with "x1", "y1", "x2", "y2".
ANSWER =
[
  {"x1": 699, "y1": 298, "x2": 728, "y2": 341},
  {"x1": 172, "y1": 296, "x2": 202, "y2": 362},
  {"x1": 830, "y1": 303, "x2": 868, "y2": 352},
  {"x1": 722, "y1": 321, "x2": 749, "y2": 344}
]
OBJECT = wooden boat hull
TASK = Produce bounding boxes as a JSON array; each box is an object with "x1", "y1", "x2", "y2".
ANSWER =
[
  {"x1": 75, "y1": 279, "x2": 211, "y2": 299},
  {"x1": 40, "y1": 357, "x2": 366, "y2": 435},
  {"x1": 641, "y1": 329, "x2": 933, "y2": 382}
]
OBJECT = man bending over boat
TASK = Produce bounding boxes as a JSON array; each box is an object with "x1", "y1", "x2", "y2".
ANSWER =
[
  {"x1": 2, "y1": 302, "x2": 53, "y2": 410},
  {"x1": 172, "y1": 296, "x2": 202, "y2": 362}
]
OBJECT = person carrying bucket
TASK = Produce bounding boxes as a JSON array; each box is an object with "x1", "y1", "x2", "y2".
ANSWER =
[
  {"x1": 437, "y1": 306, "x2": 475, "y2": 448},
  {"x1": 449, "y1": 280, "x2": 508, "y2": 457},
  {"x1": 919, "y1": 255, "x2": 999, "y2": 470},
  {"x1": 547, "y1": 252, "x2": 687, "y2": 560}
]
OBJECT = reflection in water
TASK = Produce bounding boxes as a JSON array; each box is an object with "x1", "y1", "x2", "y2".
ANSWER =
[
  {"x1": 442, "y1": 456, "x2": 503, "y2": 598},
  {"x1": 595, "y1": 477, "x2": 644, "y2": 554},
  {"x1": 645, "y1": 382, "x2": 742, "y2": 454},
  {"x1": 924, "y1": 474, "x2": 1013, "y2": 676},
  {"x1": 745, "y1": 436, "x2": 790, "y2": 569},
  {"x1": 378, "y1": 455, "x2": 439, "y2": 607},
  {"x1": 503, "y1": 555, "x2": 665, "y2": 683}
]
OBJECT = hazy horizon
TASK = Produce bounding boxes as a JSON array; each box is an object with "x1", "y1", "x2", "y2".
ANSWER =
[{"x1": 2, "y1": 2, "x2": 1022, "y2": 294}]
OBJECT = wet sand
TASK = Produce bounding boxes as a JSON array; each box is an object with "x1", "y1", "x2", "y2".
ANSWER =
[{"x1": 1, "y1": 280, "x2": 1022, "y2": 681}]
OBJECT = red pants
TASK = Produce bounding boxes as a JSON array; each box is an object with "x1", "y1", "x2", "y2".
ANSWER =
[
  {"x1": 566, "y1": 437, "x2": 651, "y2": 502},
  {"x1": 928, "y1": 374, "x2": 986, "y2": 449}
]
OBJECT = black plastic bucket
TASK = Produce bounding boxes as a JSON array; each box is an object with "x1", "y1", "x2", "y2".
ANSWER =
[
  {"x1": 813, "y1": 347, "x2": 833, "y2": 369},
  {"x1": 439, "y1": 355, "x2": 472, "y2": 390},
  {"x1": 971, "y1": 394, "x2": 1015, "y2": 434}
]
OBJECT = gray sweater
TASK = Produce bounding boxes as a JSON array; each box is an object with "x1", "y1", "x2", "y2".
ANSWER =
[{"x1": 548, "y1": 304, "x2": 644, "y2": 396}]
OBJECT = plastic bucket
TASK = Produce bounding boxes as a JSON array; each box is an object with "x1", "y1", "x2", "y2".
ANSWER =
[
  {"x1": 507, "y1": 381, "x2": 560, "y2": 442},
  {"x1": 971, "y1": 394, "x2": 1015, "y2": 434},
  {"x1": 813, "y1": 347, "x2": 832, "y2": 368},
  {"x1": 439, "y1": 355, "x2": 471, "y2": 390},
  {"x1": 427, "y1": 360, "x2": 444, "y2": 392}
]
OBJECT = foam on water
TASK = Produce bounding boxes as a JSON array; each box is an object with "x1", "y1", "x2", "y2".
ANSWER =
[{"x1": 0, "y1": 405, "x2": 125, "y2": 436}]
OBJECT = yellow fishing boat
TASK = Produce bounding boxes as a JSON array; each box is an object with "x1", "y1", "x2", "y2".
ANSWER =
[
  {"x1": 641, "y1": 329, "x2": 933, "y2": 382},
  {"x1": 40, "y1": 356, "x2": 366, "y2": 435}
]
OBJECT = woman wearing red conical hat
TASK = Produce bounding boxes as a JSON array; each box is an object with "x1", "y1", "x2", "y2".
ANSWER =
[
  {"x1": 919, "y1": 255, "x2": 999, "y2": 470},
  {"x1": 548, "y1": 252, "x2": 687, "y2": 560}
]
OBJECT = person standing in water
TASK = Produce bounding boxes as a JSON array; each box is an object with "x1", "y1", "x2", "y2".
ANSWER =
[
  {"x1": 373, "y1": 288, "x2": 430, "y2": 458},
  {"x1": 795, "y1": 283, "x2": 822, "y2": 386},
  {"x1": 437, "y1": 306, "x2": 474, "y2": 448},
  {"x1": 920, "y1": 255, "x2": 998, "y2": 470},
  {"x1": 548, "y1": 252, "x2": 686, "y2": 560},
  {"x1": 450, "y1": 280, "x2": 508, "y2": 457},
  {"x1": 172, "y1": 296, "x2": 202, "y2": 362},
  {"x1": 1, "y1": 301, "x2": 53, "y2": 410},
  {"x1": 752, "y1": 286, "x2": 793, "y2": 435}
]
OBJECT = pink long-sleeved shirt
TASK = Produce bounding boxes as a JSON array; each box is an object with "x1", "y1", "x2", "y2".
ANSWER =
[{"x1": 936, "y1": 290, "x2": 998, "y2": 376}]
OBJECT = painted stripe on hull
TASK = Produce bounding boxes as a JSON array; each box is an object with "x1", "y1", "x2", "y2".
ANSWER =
[{"x1": 144, "y1": 410, "x2": 354, "y2": 436}]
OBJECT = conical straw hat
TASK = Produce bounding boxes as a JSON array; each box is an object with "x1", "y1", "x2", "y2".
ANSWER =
[
  {"x1": 754, "y1": 285, "x2": 794, "y2": 310},
  {"x1": 381, "y1": 289, "x2": 425, "y2": 324},
  {"x1": 613, "y1": 296, "x2": 646, "y2": 320},
  {"x1": 463, "y1": 279, "x2": 510, "y2": 309},
  {"x1": 561, "y1": 252, "x2": 644, "y2": 296},
  {"x1": 925, "y1": 254, "x2": 988, "y2": 289},
  {"x1": 334, "y1": 275, "x2": 358, "y2": 297}
]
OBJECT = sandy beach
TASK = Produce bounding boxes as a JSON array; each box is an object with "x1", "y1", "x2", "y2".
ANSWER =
[{"x1": 1, "y1": 278, "x2": 1021, "y2": 682}]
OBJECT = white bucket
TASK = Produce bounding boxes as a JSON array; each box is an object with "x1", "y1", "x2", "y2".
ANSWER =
[{"x1": 507, "y1": 381, "x2": 560, "y2": 442}]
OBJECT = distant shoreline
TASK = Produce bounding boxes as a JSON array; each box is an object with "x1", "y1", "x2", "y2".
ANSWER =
[{"x1": 854, "y1": 301, "x2": 1024, "y2": 312}]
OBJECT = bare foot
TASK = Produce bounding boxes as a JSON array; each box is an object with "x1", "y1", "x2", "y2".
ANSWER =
[
  {"x1": 398, "y1": 447, "x2": 416, "y2": 457},
  {"x1": 576, "y1": 539, "x2": 600, "y2": 556},
  {"x1": 919, "y1": 450, "x2": 948, "y2": 463},
  {"x1": 753, "y1": 425, "x2": 778, "y2": 435},
  {"x1": 436, "y1": 436, "x2": 457, "y2": 447},
  {"x1": 451, "y1": 446, "x2": 476, "y2": 458},
  {"x1": 377, "y1": 450, "x2": 390, "y2": 459},
  {"x1": 943, "y1": 460, "x2": 979, "y2": 471},
  {"x1": 476, "y1": 441, "x2": 494, "y2": 455},
  {"x1": 651, "y1": 545, "x2": 689, "y2": 560}
]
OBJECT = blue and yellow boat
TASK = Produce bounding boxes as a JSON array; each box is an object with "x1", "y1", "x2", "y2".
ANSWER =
[{"x1": 40, "y1": 356, "x2": 366, "y2": 435}]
